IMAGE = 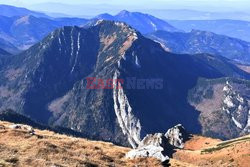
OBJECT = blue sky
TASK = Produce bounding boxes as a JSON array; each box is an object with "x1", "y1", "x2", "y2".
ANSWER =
[
  {"x1": 0, "y1": 0, "x2": 250, "y2": 18},
  {"x1": 1, "y1": 0, "x2": 250, "y2": 10}
]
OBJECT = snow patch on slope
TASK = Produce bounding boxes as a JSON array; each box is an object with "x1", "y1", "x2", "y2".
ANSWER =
[
  {"x1": 71, "y1": 31, "x2": 81, "y2": 73},
  {"x1": 113, "y1": 71, "x2": 141, "y2": 148},
  {"x1": 232, "y1": 117, "x2": 243, "y2": 129},
  {"x1": 135, "y1": 55, "x2": 141, "y2": 68},
  {"x1": 70, "y1": 29, "x2": 74, "y2": 57},
  {"x1": 150, "y1": 21, "x2": 157, "y2": 31}
]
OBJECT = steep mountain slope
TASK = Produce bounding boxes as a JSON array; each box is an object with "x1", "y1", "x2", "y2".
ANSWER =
[
  {"x1": 188, "y1": 78, "x2": 250, "y2": 139},
  {"x1": 0, "y1": 38, "x2": 19, "y2": 54},
  {"x1": 0, "y1": 47, "x2": 11, "y2": 68},
  {"x1": 0, "y1": 20, "x2": 249, "y2": 147},
  {"x1": 94, "y1": 10, "x2": 179, "y2": 34},
  {"x1": 0, "y1": 48, "x2": 10, "y2": 57},
  {"x1": 168, "y1": 19, "x2": 250, "y2": 42},
  {"x1": 148, "y1": 30, "x2": 250, "y2": 63},
  {"x1": 0, "y1": 15, "x2": 88, "y2": 50},
  {"x1": 0, "y1": 110, "x2": 50, "y2": 131},
  {"x1": 0, "y1": 110, "x2": 89, "y2": 138},
  {"x1": 0, "y1": 4, "x2": 48, "y2": 18}
]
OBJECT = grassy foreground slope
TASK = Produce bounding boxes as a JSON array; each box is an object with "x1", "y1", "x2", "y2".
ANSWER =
[
  {"x1": 0, "y1": 121, "x2": 161, "y2": 167},
  {"x1": 0, "y1": 120, "x2": 249, "y2": 167},
  {"x1": 174, "y1": 135, "x2": 250, "y2": 167}
]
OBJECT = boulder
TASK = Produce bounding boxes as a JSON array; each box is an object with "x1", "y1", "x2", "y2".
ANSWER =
[
  {"x1": 165, "y1": 124, "x2": 188, "y2": 148},
  {"x1": 126, "y1": 133, "x2": 170, "y2": 163},
  {"x1": 126, "y1": 124, "x2": 189, "y2": 163},
  {"x1": 139, "y1": 133, "x2": 169, "y2": 148},
  {"x1": 126, "y1": 145, "x2": 169, "y2": 163},
  {"x1": 9, "y1": 124, "x2": 35, "y2": 135}
]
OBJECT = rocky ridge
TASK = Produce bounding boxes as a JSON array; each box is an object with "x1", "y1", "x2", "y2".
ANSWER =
[
  {"x1": 0, "y1": 20, "x2": 249, "y2": 147},
  {"x1": 126, "y1": 124, "x2": 189, "y2": 163}
]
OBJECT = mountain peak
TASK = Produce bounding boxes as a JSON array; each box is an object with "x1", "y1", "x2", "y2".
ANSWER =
[
  {"x1": 0, "y1": 4, "x2": 48, "y2": 17},
  {"x1": 90, "y1": 10, "x2": 180, "y2": 34},
  {"x1": 25, "y1": 19, "x2": 140, "y2": 74},
  {"x1": 95, "y1": 13, "x2": 114, "y2": 20},
  {"x1": 90, "y1": 19, "x2": 138, "y2": 34},
  {"x1": 117, "y1": 10, "x2": 131, "y2": 17}
]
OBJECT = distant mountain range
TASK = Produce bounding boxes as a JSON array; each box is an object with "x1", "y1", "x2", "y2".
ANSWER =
[
  {"x1": 1, "y1": 4, "x2": 250, "y2": 60},
  {"x1": 28, "y1": 2, "x2": 121, "y2": 18},
  {"x1": 168, "y1": 19, "x2": 250, "y2": 42},
  {"x1": 0, "y1": 21, "x2": 249, "y2": 147},
  {"x1": 144, "y1": 9, "x2": 250, "y2": 21},
  {"x1": 147, "y1": 30, "x2": 250, "y2": 63},
  {"x1": 93, "y1": 10, "x2": 180, "y2": 34},
  {"x1": 0, "y1": 4, "x2": 49, "y2": 18},
  {"x1": 0, "y1": 15, "x2": 87, "y2": 50},
  {"x1": 26, "y1": 2, "x2": 250, "y2": 21},
  {"x1": 0, "y1": 7, "x2": 181, "y2": 51}
]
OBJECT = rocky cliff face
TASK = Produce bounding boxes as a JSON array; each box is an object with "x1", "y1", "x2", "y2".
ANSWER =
[
  {"x1": 189, "y1": 78, "x2": 250, "y2": 139},
  {"x1": 222, "y1": 81, "x2": 250, "y2": 132},
  {"x1": 0, "y1": 20, "x2": 249, "y2": 147}
]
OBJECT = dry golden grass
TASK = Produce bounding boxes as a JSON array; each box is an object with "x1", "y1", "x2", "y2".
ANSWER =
[
  {"x1": 173, "y1": 135, "x2": 250, "y2": 167},
  {"x1": 184, "y1": 135, "x2": 221, "y2": 150},
  {"x1": 0, "y1": 121, "x2": 162, "y2": 167},
  {"x1": 169, "y1": 159, "x2": 198, "y2": 167},
  {"x1": 1, "y1": 121, "x2": 249, "y2": 167}
]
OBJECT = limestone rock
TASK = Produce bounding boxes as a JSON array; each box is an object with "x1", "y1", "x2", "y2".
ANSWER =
[
  {"x1": 126, "y1": 145, "x2": 169, "y2": 163},
  {"x1": 9, "y1": 124, "x2": 35, "y2": 135},
  {"x1": 126, "y1": 124, "x2": 189, "y2": 163},
  {"x1": 139, "y1": 133, "x2": 169, "y2": 148},
  {"x1": 126, "y1": 133, "x2": 170, "y2": 163},
  {"x1": 165, "y1": 124, "x2": 188, "y2": 148}
]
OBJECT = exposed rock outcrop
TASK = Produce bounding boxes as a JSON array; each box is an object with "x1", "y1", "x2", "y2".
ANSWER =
[
  {"x1": 222, "y1": 81, "x2": 250, "y2": 131},
  {"x1": 9, "y1": 124, "x2": 35, "y2": 135},
  {"x1": 126, "y1": 124, "x2": 188, "y2": 163},
  {"x1": 113, "y1": 71, "x2": 141, "y2": 148},
  {"x1": 165, "y1": 124, "x2": 189, "y2": 148},
  {"x1": 189, "y1": 78, "x2": 250, "y2": 140},
  {"x1": 126, "y1": 133, "x2": 171, "y2": 163}
]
